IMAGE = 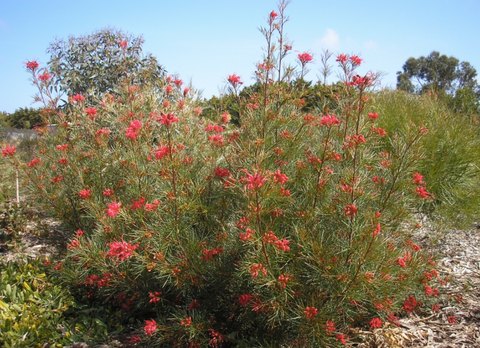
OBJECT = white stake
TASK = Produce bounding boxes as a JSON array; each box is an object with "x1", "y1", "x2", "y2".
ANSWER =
[{"x1": 16, "y1": 169, "x2": 19, "y2": 206}]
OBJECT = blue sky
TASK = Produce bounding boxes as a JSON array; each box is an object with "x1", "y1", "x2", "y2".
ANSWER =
[{"x1": 1, "y1": 0, "x2": 479, "y2": 113}]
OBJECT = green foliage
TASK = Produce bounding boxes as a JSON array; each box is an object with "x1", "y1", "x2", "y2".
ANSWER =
[
  {"x1": 0, "y1": 153, "x2": 16, "y2": 203},
  {"x1": 4, "y1": 107, "x2": 45, "y2": 129},
  {"x1": 202, "y1": 93, "x2": 241, "y2": 126},
  {"x1": 47, "y1": 28, "x2": 166, "y2": 99},
  {"x1": 0, "y1": 258, "x2": 73, "y2": 347},
  {"x1": 373, "y1": 89, "x2": 480, "y2": 227},
  {"x1": 0, "y1": 111, "x2": 8, "y2": 133}
]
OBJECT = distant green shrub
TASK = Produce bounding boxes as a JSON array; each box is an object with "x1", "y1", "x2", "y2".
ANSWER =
[{"x1": 373, "y1": 89, "x2": 480, "y2": 227}]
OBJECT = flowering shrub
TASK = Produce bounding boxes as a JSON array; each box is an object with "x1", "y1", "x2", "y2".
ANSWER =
[{"x1": 2, "y1": 2, "x2": 451, "y2": 347}]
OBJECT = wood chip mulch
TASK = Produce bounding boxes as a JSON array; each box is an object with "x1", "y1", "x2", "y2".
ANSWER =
[{"x1": 356, "y1": 220, "x2": 480, "y2": 348}]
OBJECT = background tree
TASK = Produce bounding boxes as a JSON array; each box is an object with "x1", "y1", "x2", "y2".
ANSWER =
[
  {"x1": 4, "y1": 107, "x2": 45, "y2": 129},
  {"x1": 397, "y1": 51, "x2": 479, "y2": 116},
  {"x1": 47, "y1": 28, "x2": 166, "y2": 99},
  {"x1": 396, "y1": 51, "x2": 477, "y2": 94}
]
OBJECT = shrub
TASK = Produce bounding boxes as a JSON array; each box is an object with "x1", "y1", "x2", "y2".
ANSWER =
[
  {"x1": 4, "y1": 3, "x2": 449, "y2": 347},
  {"x1": 0, "y1": 258, "x2": 73, "y2": 347},
  {"x1": 373, "y1": 89, "x2": 480, "y2": 227}
]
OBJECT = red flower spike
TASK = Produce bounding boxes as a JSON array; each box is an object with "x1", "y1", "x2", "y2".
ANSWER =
[
  {"x1": 144, "y1": 319, "x2": 157, "y2": 336},
  {"x1": 298, "y1": 52, "x2": 313, "y2": 66},
  {"x1": 2, "y1": 146, "x2": 16, "y2": 157},
  {"x1": 26, "y1": 61, "x2": 39, "y2": 70},
  {"x1": 370, "y1": 317, "x2": 383, "y2": 329},
  {"x1": 303, "y1": 306, "x2": 318, "y2": 320}
]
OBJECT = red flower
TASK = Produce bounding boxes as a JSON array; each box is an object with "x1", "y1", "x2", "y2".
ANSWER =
[
  {"x1": 125, "y1": 122, "x2": 141, "y2": 139},
  {"x1": 174, "y1": 78, "x2": 183, "y2": 87},
  {"x1": 242, "y1": 170, "x2": 267, "y2": 191},
  {"x1": 130, "y1": 197, "x2": 145, "y2": 210},
  {"x1": 214, "y1": 167, "x2": 230, "y2": 177},
  {"x1": 238, "y1": 294, "x2": 254, "y2": 306},
  {"x1": 26, "y1": 61, "x2": 39, "y2": 70},
  {"x1": 145, "y1": 200, "x2": 161, "y2": 211},
  {"x1": 416, "y1": 186, "x2": 433, "y2": 199},
  {"x1": 188, "y1": 300, "x2": 200, "y2": 310},
  {"x1": 227, "y1": 74, "x2": 243, "y2": 89},
  {"x1": 250, "y1": 264, "x2": 267, "y2": 278},
  {"x1": 372, "y1": 127, "x2": 387, "y2": 136},
  {"x1": 336, "y1": 334, "x2": 348, "y2": 344},
  {"x1": 447, "y1": 316, "x2": 456, "y2": 324},
  {"x1": 403, "y1": 296, "x2": 420, "y2": 313},
  {"x1": 370, "y1": 317, "x2": 383, "y2": 329},
  {"x1": 149, "y1": 291, "x2": 162, "y2": 303},
  {"x1": 103, "y1": 188, "x2": 114, "y2": 196},
  {"x1": 350, "y1": 55, "x2": 363, "y2": 66},
  {"x1": 303, "y1": 306, "x2": 318, "y2": 320},
  {"x1": 270, "y1": 10, "x2": 278, "y2": 19},
  {"x1": 85, "y1": 108, "x2": 97, "y2": 120},
  {"x1": 424, "y1": 285, "x2": 439, "y2": 297},
  {"x1": 67, "y1": 239, "x2": 80, "y2": 249},
  {"x1": 373, "y1": 224, "x2": 381, "y2": 236},
  {"x1": 273, "y1": 170, "x2": 289, "y2": 185},
  {"x1": 158, "y1": 112, "x2": 179, "y2": 127},
  {"x1": 165, "y1": 85, "x2": 173, "y2": 94},
  {"x1": 27, "y1": 158, "x2": 42, "y2": 167},
  {"x1": 129, "y1": 335, "x2": 141, "y2": 344},
  {"x1": 278, "y1": 273, "x2": 293, "y2": 288},
  {"x1": 119, "y1": 41, "x2": 127, "y2": 48},
  {"x1": 208, "y1": 134, "x2": 224, "y2": 147},
  {"x1": 396, "y1": 257, "x2": 406, "y2": 268},
  {"x1": 107, "y1": 201, "x2": 122, "y2": 217},
  {"x1": 72, "y1": 94, "x2": 85, "y2": 103},
  {"x1": 336, "y1": 54, "x2": 348, "y2": 64},
  {"x1": 368, "y1": 112, "x2": 379, "y2": 120},
  {"x1": 108, "y1": 240, "x2": 138, "y2": 261},
  {"x1": 413, "y1": 172, "x2": 424, "y2": 184},
  {"x1": 325, "y1": 320, "x2": 335, "y2": 335},
  {"x1": 78, "y1": 189, "x2": 91, "y2": 199},
  {"x1": 274, "y1": 238, "x2": 290, "y2": 251},
  {"x1": 2, "y1": 146, "x2": 16, "y2": 157},
  {"x1": 58, "y1": 157, "x2": 68, "y2": 165},
  {"x1": 52, "y1": 175, "x2": 63, "y2": 183},
  {"x1": 180, "y1": 317, "x2": 192, "y2": 328},
  {"x1": 320, "y1": 114, "x2": 340, "y2": 126},
  {"x1": 56, "y1": 144, "x2": 69, "y2": 152},
  {"x1": 38, "y1": 72, "x2": 52, "y2": 81},
  {"x1": 155, "y1": 145, "x2": 174, "y2": 159},
  {"x1": 343, "y1": 204, "x2": 357, "y2": 217},
  {"x1": 298, "y1": 52, "x2": 313, "y2": 66},
  {"x1": 144, "y1": 319, "x2": 157, "y2": 336}
]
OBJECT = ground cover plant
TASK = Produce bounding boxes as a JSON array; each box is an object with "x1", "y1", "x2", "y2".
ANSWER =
[{"x1": 2, "y1": 3, "x2": 468, "y2": 347}]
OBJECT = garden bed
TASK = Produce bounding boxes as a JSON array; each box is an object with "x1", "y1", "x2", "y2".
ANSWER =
[{"x1": 1, "y1": 213, "x2": 479, "y2": 347}]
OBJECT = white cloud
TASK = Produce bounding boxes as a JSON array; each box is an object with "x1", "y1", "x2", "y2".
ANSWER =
[
  {"x1": 317, "y1": 29, "x2": 339, "y2": 50},
  {"x1": 364, "y1": 40, "x2": 378, "y2": 50}
]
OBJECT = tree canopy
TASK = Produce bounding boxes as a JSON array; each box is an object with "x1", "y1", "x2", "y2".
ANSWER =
[
  {"x1": 3, "y1": 107, "x2": 45, "y2": 129},
  {"x1": 47, "y1": 28, "x2": 165, "y2": 98},
  {"x1": 397, "y1": 51, "x2": 479, "y2": 116},
  {"x1": 396, "y1": 51, "x2": 479, "y2": 95}
]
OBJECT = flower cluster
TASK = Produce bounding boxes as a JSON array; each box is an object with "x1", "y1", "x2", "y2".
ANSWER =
[{"x1": 107, "y1": 240, "x2": 138, "y2": 261}]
